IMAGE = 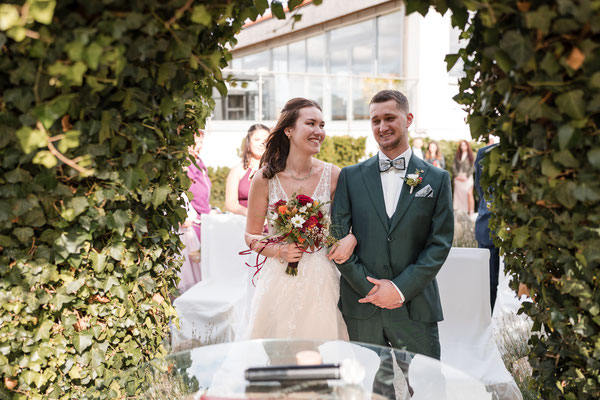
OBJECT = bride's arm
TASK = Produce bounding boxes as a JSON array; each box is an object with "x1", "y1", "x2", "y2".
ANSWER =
[
  {"x1": 244, "y1": 169, "x2": 301, "y2": 262},
  {"x1": 327, "y1": 233, "x2": 357, "y2": 263}
]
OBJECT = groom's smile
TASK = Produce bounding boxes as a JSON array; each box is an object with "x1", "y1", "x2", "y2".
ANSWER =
[{"x1": 370, "y1": 99, "x2": 414, "y2": 158}]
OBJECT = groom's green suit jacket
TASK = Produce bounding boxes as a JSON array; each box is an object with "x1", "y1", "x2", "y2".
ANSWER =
[{"x1": 332, "y1": 154, "x2": 454, "y2": 323}]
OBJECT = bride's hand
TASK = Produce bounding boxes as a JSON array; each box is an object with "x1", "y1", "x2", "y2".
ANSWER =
[
  {"x1": 327, "y1": 233, "x2": 357, "y2": 264},
  {"x1": 279, "y1": 243, "x2": 303, "y2": 263}
]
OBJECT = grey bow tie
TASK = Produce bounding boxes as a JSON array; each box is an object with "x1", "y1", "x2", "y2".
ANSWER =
[{"x1": 379, "y1": 157, "x2": 406, "y2": 172}]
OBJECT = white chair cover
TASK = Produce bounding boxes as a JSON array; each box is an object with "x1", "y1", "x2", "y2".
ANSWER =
[
  {"x1": 172, "y1": 214, "x2": 251, "y2": 348},
  {"x1": 437, "y1": 247, "x2": 522, "y2": 400}
]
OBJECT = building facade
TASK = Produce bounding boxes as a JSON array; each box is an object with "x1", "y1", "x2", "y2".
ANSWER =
[{"x1": 202, "y1": 0, "x2": 469, "y2": 167}]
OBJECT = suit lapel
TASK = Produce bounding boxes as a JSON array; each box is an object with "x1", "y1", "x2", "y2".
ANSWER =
[
  {"x1": 389, "y1": 156, "x2": 431, "y2": 232},
  {"x1": 360, "y1": 156, "x2": 389, "y2": 231}
]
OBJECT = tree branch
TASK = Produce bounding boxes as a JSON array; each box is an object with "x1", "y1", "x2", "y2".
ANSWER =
[{"x1": 36, "y1": 122, "x2": 94, "y2": 176}]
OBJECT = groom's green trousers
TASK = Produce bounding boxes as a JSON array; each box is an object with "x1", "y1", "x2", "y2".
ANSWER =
[{"x1": 344, "y1": 309, "x2": 441, "y2": 360}]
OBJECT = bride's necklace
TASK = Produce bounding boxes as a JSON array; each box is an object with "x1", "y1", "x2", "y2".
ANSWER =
[{"x1": 286, "y1": 165, "x2": 313, "y2": 181}]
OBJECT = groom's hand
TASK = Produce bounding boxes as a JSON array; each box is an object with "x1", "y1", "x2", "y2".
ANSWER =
[{"x1": 358, "y1": 277, "x2": 404, "y2": 308}]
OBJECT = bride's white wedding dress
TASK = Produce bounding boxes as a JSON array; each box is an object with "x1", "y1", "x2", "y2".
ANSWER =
[{"x1": 239, "y1": 162, "x2": 349, "y2": 340}]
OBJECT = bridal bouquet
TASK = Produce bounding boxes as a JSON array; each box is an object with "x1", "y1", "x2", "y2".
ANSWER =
[{"x1": 270, "y1": 193, "x2": 335, "y2": 276}]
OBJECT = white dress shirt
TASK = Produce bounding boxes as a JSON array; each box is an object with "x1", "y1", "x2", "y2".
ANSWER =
[{"x1": 378, "y1": 148, "x2": 412, "y2": 303}]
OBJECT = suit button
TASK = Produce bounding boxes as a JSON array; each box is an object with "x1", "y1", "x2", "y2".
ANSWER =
[{"x1": 387, "y1": 237, "x2": 392, "y2": 242}]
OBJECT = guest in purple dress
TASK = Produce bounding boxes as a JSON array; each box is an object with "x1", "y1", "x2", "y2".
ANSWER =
[
  {"x1": 178, "y1": 130, "x2": 212, "y2": 293},
  {"x1": 187, "y1": 130, "x2": 212, "y2": 239},
  {"x1": 225, "y1": 124, "x2": 269, "y2": 216}
]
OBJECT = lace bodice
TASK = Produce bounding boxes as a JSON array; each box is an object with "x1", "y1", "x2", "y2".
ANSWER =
[{"x1": 267, "y1": 162, "x2": 332, "y2": 234}]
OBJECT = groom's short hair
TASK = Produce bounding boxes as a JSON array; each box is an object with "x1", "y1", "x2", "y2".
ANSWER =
[{"x1": 370, "y1": 90, "x2": 410, "y2": 113}]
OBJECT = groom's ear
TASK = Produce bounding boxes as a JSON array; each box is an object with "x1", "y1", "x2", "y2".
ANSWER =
[{"x1": 406, "y1": 113, "x2": 414, "y2": 127}]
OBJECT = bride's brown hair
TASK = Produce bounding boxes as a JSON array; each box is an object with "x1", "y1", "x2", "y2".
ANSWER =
[{"x1": 260, "y1": 98, "x2": 322, "y2": 179}]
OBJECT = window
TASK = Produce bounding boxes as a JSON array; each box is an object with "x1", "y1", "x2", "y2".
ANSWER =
[{"x1": 377, "y1": 11, "x2": 403, "y2": 75}]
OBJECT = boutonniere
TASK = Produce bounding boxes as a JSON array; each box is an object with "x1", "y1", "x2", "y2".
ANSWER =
[{"x1": 404, "y1": 169, "x2": 424, "y2": 194}]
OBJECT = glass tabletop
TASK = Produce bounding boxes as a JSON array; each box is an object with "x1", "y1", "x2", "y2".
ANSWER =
[{"x1": 132, "y1": 339, "x2": 493, "y2": 399}]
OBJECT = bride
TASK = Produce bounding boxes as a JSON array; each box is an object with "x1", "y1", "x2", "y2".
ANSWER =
[{"x1": 242, "y1": 98, "x2": 355, "y2": 340}]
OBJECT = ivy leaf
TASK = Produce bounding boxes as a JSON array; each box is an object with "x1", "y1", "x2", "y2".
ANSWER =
[
  {"x1": 525, "y1": 6, "x2": 556, "y2": 34},
  {"x1": 555, "y1": 90, "x2": 585, "y2": 120},
  {"x1": 556, "y1": 181, "x2": 577, "y2": 209},
  {"x1": 445, "y1": 53, "x2": 460, "y2": 72},
  {"x1": 516, "y1": 96, "x2": 543, "y2": 120},
  {"x1": 500, "y1": 31, "x2": 533, "y2": 67},
  {"x1": 405, "y1": 0, "x2": 430, "y2": 16},
  {"x1": 13, "y1": 227, "x2": 34, "y2": 244},
  {"x1": 591, "y1": 72, "x2": 600, "y2": 88},
  {"x1": 151, "y1": 185, "x2": 172, "y2": 208},
  {"x1": 84, "y1": 42, "x2": 103, "y2": 70},
  {"x1": 512, "y1": 226, "x2": 529, "y2": 248},
  {"x1": 5, "y1": 167, "x2": 32, "y2": 183},
  {"x1": 270, "y1": 1, "x2": 285, "y2": 19},
  {"x1": 288, "y1": 0, "x2": 303, "y2": 11},
  {"x1": 99, "y1": 110, "x2": 112, "y2": 143},
  {"x1": 33, "y1": 320, "x2": 54, "y2": 342},
  {"x1": 66, "y1": 278, "x2": 85, "y2": 294},
  {"x1": 33, "y1": 94, "x2": 76, "y2": 130},
  {"x1": 49, "y1": 289, "x2": 75, "y2": 310},
  {"x1": 587, "y1": 148, "x2": 600, "y2": 169},
  {"x1": 107, "y1": 210, "x2": 130, "y2": 236},
  {"x1": 90, "y1": 251, "x2": 107, "y2": 274},
  {"x1": 158, "y1": 62, "x2": 177, "y2": 85},
  {"x1": 191, "y1": 5, "x2": 211, "y2": 26},
  {"x1": 22, "y1": 207, "x2": 47, "y2": 227},
  {"x1": 541, "y1": 158, "x2": 561, "y2": 178},
  {"x1": 254, "y1": 0, "x2": 268, "y2": 14},
  {"x1": 73, "y1": 332, "x2": 93, "y2": 354},
  {"x1": 553, "y1": 150, "x2": 580, "y2": 168},
  {"x1": 467, "y1": 115, "x2": 486, "y2": 137},
  {"x1": 558, "y1": 125, "x2": 574, "y2": 150},
  {"x1": 29, "y1": 0, "x2": 56, "y2": 25},
  {"x1": 33, "y1": 150, "x2": 58, "y2": 168},
  {"x1": 16, "y1": 126, "x2": 47, "y2": 154},
  {"x1": 58, "y1": 130, "x2": 81, "y2": 153},
  {"x1": 574, "y1": 183, "x2": 600, "y2": 202},
  {"x1": 0, "y1": 4, "x2": 19, "y2": 31}
]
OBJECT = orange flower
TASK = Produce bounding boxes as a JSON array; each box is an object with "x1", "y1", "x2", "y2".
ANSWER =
[
  {"x1": 297, "y1": 236, "x2": 305, "y2": 243},
  {"x1": 278, "y1": 205, "x2": 287, "y2": 214}
]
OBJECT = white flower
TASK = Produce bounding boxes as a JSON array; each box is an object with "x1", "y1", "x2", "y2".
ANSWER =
[
  {"x1": 291, "y1": 215, "x2": 306, "y2": 228},
  {"x1": 299, "y1": 206, "x2": 307, "y2": 213},
  {"x1": 407, "y1": 174, "x2": 419, "y2": 180},
  {"x1": 306, "y1": 203, "x2": 312, "y2": 208}
]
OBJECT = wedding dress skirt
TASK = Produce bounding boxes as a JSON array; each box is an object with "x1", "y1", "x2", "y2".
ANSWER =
[{"x1": 241, "y1": 248, "x2": 349, "y2": 340}]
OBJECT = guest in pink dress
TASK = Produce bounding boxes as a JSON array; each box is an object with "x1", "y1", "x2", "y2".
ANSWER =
[
  {"x1": 225, "y1": 124, "x2": 269, "y2": 216},
  {"x1": 178, "y1": 130, "x2": 212, "y2": 293}
]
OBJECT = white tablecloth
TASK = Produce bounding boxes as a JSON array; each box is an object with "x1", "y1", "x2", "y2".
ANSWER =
[{"x1": 437, "y1": 247, "x2": 522, "y2": 399}]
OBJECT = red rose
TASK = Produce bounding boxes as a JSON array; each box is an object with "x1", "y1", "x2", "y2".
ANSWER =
[
  {"x1": 318, "y1": 211, "x2": 323, "y2": 219},
  {"x1": 296, "y1": 194, "x2": 313, "y2": 205},
  {"x1": 303, "y1": 216, "x2": 319, "y2": 229},
  {"x1": 273, "y1": 199, "x2": 286, "y2": 208}
]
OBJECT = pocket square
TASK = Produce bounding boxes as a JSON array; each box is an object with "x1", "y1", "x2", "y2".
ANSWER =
[{"x1": 415, "y1": 184, "x2": 434, "y2": 198}]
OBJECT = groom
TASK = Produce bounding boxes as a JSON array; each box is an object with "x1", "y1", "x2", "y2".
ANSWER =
[{"x1": 331, "y1": 90, "x2": 454, "y2": 359}]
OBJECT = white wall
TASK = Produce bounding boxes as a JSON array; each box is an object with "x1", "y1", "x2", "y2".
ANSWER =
[{"x1": 407, "y1": 10, "x2": 469, "y2": 141}]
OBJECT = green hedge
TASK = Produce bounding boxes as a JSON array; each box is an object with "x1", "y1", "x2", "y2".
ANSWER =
[
  {"x1": 208, "y1": 135, "x2": 366, "y2": 212},
  {"x1": 0, "y1": 0, "x2": 284, "y2": 398},
  {"x1": 405, "y1": 0, "x2": 600, "y2": 398}
]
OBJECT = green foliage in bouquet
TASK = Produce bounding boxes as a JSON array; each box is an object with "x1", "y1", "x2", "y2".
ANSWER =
[
  {"x1": 404, "y1": 0, "x2": 600, "y2": 398},
  {"x1": 0, "y1": 0, "x2": 293, "y2": 398}
]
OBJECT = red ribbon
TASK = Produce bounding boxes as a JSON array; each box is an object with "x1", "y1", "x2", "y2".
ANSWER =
[{"x1": 239, "y1": 237, "x2": 324, "y2": 285}]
